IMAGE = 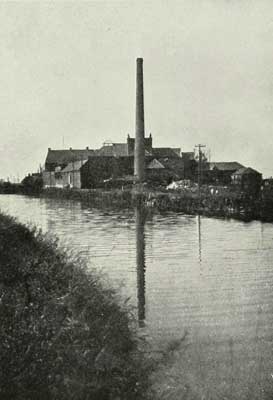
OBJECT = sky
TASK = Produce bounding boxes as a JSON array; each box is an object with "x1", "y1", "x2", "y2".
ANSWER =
[{"x1": 0, "y1": 0, "x2": 273, "y2": 180}]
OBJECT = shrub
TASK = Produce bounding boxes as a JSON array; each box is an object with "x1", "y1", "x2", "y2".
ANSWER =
[
  {"x1": 21, "y1": 174, "x2": 43, "y2": 194},
  {"x1": 0, "y1": 182, "x2": 22, "y2": 194}
]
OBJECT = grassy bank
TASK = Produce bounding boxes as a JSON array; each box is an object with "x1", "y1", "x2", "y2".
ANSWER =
[{"x1": 0, "y1": 212, "x2": 153, "y2": 400}]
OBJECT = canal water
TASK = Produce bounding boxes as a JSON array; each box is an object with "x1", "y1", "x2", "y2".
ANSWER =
[{"x1": 1, "y1": 194, "x2": 273, "y2": 399}]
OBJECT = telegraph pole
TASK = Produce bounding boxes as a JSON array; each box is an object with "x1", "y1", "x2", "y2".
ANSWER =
[{"x1": 195, "y1": 144, "x2": 206, "y2": 198}]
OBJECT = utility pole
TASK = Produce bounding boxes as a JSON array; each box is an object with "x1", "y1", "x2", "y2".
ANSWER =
[{"x1": 195, "y1": 144, "x2": 206, "y2": 198}]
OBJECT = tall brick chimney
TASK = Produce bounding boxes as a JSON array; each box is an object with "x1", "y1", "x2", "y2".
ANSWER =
[{"x1": 134, "y1": 58, "x2": 145, "y2": 182}]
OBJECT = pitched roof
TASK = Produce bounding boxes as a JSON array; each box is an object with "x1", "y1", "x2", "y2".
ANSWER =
[
  {"x1": 147, "y1": 159, "x2": 165, "y2": 169},
  {"x1": 209, "y1": 162, "x2": 244, "y2": 171},
  {"x1": 46, "y1": 145, "x2": 181, "y2": 166},
  {"x1": 98, "y1": 143, "x2": 129, "y2": 157},
  {"x1": 158, "y1": 157, "x2": 184, "y2": 172},
  {"x1": 232, "y1": 167, "x2": 261, "y2": 176},
  {"x1": 152, "y1": 148, "x2": 180, "y2": 158},
  {"x1": 112, "y1": 143, "x2": 128, "y2": 157},
  {"x1": 97, "y1": 145, "x2": 115, "y2": 157},
  {"x1": 98, "y1": 143, "x2": 153, "y2": 157},
  {"x1": 62, "y1": 159, "x2": 88, "y2": 173},
  {"x1": 46, "y1": 149, "x2": 97, "y2": 165},
  {"x1": 170, "y1": 148, "x2": 181, "y2": 156}
]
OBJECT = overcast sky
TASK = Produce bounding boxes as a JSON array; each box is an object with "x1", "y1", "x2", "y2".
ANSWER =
[{"x1": 0, "y1": 0, "x2": 273, "y2": 180}]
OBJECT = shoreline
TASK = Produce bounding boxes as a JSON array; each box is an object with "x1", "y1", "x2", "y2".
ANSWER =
[
  {"x1": 1, "y1": 189, "x2": 272, "y2": 399},
  {"x1": 1, "y1": 185, "x2": 273, "y2": 222},
  {"x1": 34, "y1": 187, "x2": 273, "y2": 222},
  {"x1": 0, "y1": 211, "x2": 153, "y2": 399}
]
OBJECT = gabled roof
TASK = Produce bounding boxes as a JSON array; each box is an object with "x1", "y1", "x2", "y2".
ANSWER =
[
  {"x1": 147, "y1": 159, "x2": 165, "y2": 169},
  {"x1": 152, "y1": 148, "x2": 180, "y2": 158},
  {"x1": 170, "y1": 148, "x2": 181, "y2": 156},
  {"x1": 46, "y1": 149, "x2": 97, "y2": 165},
  {"x1": 98, "y1": 143, "x2": 129, "y2": 157},
  {"x1": 209, "y1": 162, "x2": 244, "y2": 171},
  {"x1": 113, "y1": 143, "x2": 128, "y2": 157},
  {"x1": 98, "y1": 143, "x2": 153, "y2": 157},
  {"x1": 62, "y1": 159, "x2": 88, "y2": 173},
  {"x1": 98, "y1": 145, "x2": 115, "y2": 157},
  {"x1": 46, "y1": 144, "x2": 181, "y2": 166},
  {"x1": 158, "y1": 157, "x2": 184, "y2": 172},
  {"x1": 232, "y1": 167, "x2": 261, "y2": 176}
]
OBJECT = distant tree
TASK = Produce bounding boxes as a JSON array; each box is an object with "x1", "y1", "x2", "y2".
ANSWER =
[
  {"x1": 21, "y1": 174, "x2": 43, "y2": 194},
  {"x1": 0, "y1": 181, "x2": 21, "y2": 194}
]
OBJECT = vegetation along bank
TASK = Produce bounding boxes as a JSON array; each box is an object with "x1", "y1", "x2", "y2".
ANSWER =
[
  {"x1": 40, "y1": 186, "x2": 273, "y2": 222},
  {"x1": 2, "y1": 179, "x2": 273, "y2": 221},
  {"x1": 0, "y1": 212, "x2": 153, "y2": 400}
]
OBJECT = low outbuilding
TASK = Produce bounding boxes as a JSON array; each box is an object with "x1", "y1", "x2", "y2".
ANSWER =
[
  {"x1": 42, "y1": 160, "x2": 88, "y2": 189},
  {"x1": 231, "y1": 167, "x2": 262, "y2": 194},
  {"x1": 61, "y1": 160, "x2": 88, "y2": 188},
  {"x1": 208, "y1": 162, "x2": 245, "y2": 184}
]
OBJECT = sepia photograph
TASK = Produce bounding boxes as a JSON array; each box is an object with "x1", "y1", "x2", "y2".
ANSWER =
[{"x1": 0, "y1": 1, "x2": 273, "y2": 399}]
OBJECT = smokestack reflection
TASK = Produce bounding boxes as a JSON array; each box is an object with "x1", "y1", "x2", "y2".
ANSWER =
[
  {"x1": 197, "y1": 214, "x2": 202, "y2": 264},
  {"x1": 135, "y1": 202, "x2": 146, "y2": 327}
]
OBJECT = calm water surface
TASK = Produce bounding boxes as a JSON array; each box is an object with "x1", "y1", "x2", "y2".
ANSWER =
[{"x1": 1, "y1": 194, "x2": 273, "y2": 399}]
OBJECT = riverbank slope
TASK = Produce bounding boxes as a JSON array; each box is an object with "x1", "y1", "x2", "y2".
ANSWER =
[{"x1": 0, "y1": 212, "x2": 152, "y2": 400}]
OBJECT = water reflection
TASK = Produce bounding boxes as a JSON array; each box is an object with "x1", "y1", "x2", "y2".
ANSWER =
[
  {"x1": 2, "y1": 195, "x2": 273, "y2": 398},
  {"x1": 197, "y1": 214, "x2": 202, "y2": 264},
  {"x1": 135, "y1": 203, "x2": 146, "y2": 327}
]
